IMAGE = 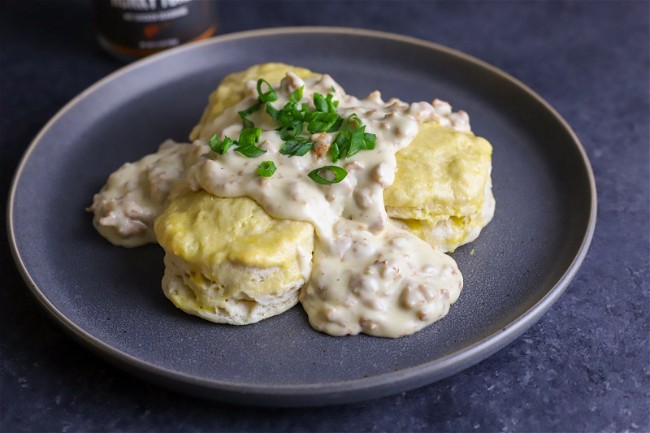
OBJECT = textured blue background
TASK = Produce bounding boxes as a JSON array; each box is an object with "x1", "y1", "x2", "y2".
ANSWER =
[{"x1": 1, "y1": 1, "x2": 648, "y2": 432}]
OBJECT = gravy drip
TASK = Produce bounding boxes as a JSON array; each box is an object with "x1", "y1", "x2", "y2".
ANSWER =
[
  {"x1": 88, "y1": 140, "x2": 208, "y2": 247},
  {"x1": 189, "y1": 73, "x2": 463, "y2": 337}
]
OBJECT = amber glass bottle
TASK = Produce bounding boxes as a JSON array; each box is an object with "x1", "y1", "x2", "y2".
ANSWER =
[{"x1": 95, "y1": 0, "x2": 218, "y2": 60}]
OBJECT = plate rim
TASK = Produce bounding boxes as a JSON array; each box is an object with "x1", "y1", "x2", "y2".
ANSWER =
[{"x1": 6, "y1": 26, "x2": 597, "y2": 406}]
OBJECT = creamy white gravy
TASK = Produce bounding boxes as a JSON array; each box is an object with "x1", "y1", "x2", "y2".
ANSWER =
[
  {"x1": 88, "y1": 140, "x2": 208, "y2": 247},
  {"x1": 91, "y1": 72, "x2": 468, "y2": 337},
  {"x1": 187, "y1": 73, "x2": 463, "y2": 337}
]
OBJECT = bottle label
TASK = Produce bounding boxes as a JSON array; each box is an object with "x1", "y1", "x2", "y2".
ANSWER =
[{"x1": 96, "y1": 0, "x2": 217, "y2": 55}]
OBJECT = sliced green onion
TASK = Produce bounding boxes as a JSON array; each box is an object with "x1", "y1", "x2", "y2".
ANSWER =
[
  {"x1": 238, "y1": 127, "x2": 261, "y2": 147},
  {"x1": 347, "y1": 125, "x2": 367, "y2": 157},
  {"x1": 276, "y1": 100, "x2": 305, "y2": 126},
  {"x1": 325, "y1": 93, "x2": 339, "y2": 111},
  {"x1": 308, "y1": 165, "x2": 348, "y2": 184},
  {"x1": 327, "y1": 112, "x2": 377, "y2": 161},
  {"x1": 280, "y1": 137, "x2": 313, "y2": 157},
  {"x1": 277, "y1": 106, "x2": 295, "y2": 125},
  {"x1": 279, "y1": 121, "x2": 303, "y2": 140},
  {"x1": 363, "y1": 132, "x2": 377, "y2": 150},
  {"x1": 208, "y1": 135, "x2": 235, "y2": 154},
  {"x1": 235, "y1": 145, "x2": 266, "y2": 158},
  {"x1": 306, "y1": 112, "x2": 339, "y2": 134},
  {"x1": 256, "y1": 160, "x2": 277, "y2": 177},
  {"x1": 313, "y1": 93, "x2": 329, "y2": 112},
  {"x1": 346, "y1": 113, "x2": 362, "y2": 129},
  {"x1": 265, "y1": 103, "x2": 280, "y2": 122},
  {"x1": 313, "y1": 93, "x2": 338, "y2": 113},
  {"x1": 226, "y1": 79, "x2": 372, "y2": 164},
  {"x1": 330, "y1": 131, "x2": 350, "y2": 163},
  {"x1": 291, "y1": 103, "x2": 306, "y2": 121},
  {"x1": 326, "y1": 115, "x2": 343, "y2": 132},
  {"x1": 289, "y1": 86, "x2": 304, "y2": 103},
  {"x1": 257, "y1": 79, "x2": 278, "y2": 103}
]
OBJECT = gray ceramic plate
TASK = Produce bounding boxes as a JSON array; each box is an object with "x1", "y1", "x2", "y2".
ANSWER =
[{"x1": 8, "y1": 27, "x2": 596, "y2": 406}]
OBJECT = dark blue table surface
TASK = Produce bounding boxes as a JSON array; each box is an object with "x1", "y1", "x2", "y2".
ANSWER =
[{"x1": 1, "y1": 1, "x2": 648, "y2": 432}]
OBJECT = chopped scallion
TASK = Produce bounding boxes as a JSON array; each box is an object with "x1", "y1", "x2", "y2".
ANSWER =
[
  {"x1": 308, "y1": 165, "x2": 348, "y2": 184},
  {"x1": 208, "y1": 134, "x2": 235, "y2": 154},
  {"x1": 257, "y1": 79, "x2": 278, "y2": 103},
  {"x1": 289, "y1": 86, "x2": 304, "y2": 103},
  {"x1": 235, "y1": 145, "x2": 266, "y2": 158},
  {"x1": 238, "y1": 127, "x2": 261, "y2": 147},
  {"x1": 279, "y1": 121, "x2": 303, "y2": 140},
  {"x1": 256, "y1": 160, "x2": 277, "y2": 177},
  {"x1": 280, "y1": 137, "x2": 314, "y2": 157}
]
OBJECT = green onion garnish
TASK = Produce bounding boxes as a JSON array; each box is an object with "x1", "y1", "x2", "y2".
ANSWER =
[
  {"x1": 306, "y1": 111, "x2": 341, "y2": 134},
  {"x1": 280, "y1": 137, "x2": 314, "y2": 157},
  {"x1": 265, "y1": 103, "x2": 280, "y2": 122},
  {"x1": 238, "y1": 127, "x2": 261, "y2": 147},
  {"x1": 308, "y1": 166, "x2": 348, "y2": 184},
  {"x1": 208, "y1": 134, "x2": 235, "y2": 154},
  {"x1": 220, "y1": 80, "x2": 376, "y2": 179},
  {"x1": 235, "y1": 145, "x2": 266, "y2": 158},
  {"x1": 279, "y1": 121, "x2": 303, "y2": 140},
  {"x1": 363, "y1": 132, "x2": 376, "y2": 150},
  {"x1": 256, "y1": 161, "x2": 277, "y2": 177},
  {"x1": 289, "y1": 86, "x2": 304, "y2": 103},
  {"x1": 328, "y1": 114, "x2": 377, "y2": 162},
  {"x1": 347, "y1": 125, "x2": 367, "y2": 157},
  {"x1": 313, "y1": 93, "x2": 329, "y2": 112},
  {"x1": 257, "y1": 79, "x2": 278, "y2": 103},
  {"x1": 233, "y1": 127, "x2": 266, "y2": 157},
  {"x1": 346, "y1": 113, "x2": 362, "y2": 129},
  {"x1": 329, "y1": 131, "x2": 348, "y2": 163}
]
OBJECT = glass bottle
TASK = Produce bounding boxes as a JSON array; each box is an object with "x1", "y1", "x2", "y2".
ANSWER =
[{"x1": 95, "y1": 0, "x2": 218, "y2": 61}]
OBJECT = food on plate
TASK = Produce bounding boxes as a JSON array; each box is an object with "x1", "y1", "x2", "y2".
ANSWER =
[
  {"x1": 88, "y1": 63, "x2": 495, "y2": 337},
  {"x1": 88, "y1": 140, "x2": 208, "y2": 247},
  {"x1": 191, "y1": 63, "x2": 494, "y2": 253},
  {"x1": 190, "y1": 63, "x2": 315, "y2": 142},
  {"x1": 385, "y1": 123, "x2": 494, "y2": 252},
  {"x1": 155, "y1": 190, "x2": 314, "y2": 325}
]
